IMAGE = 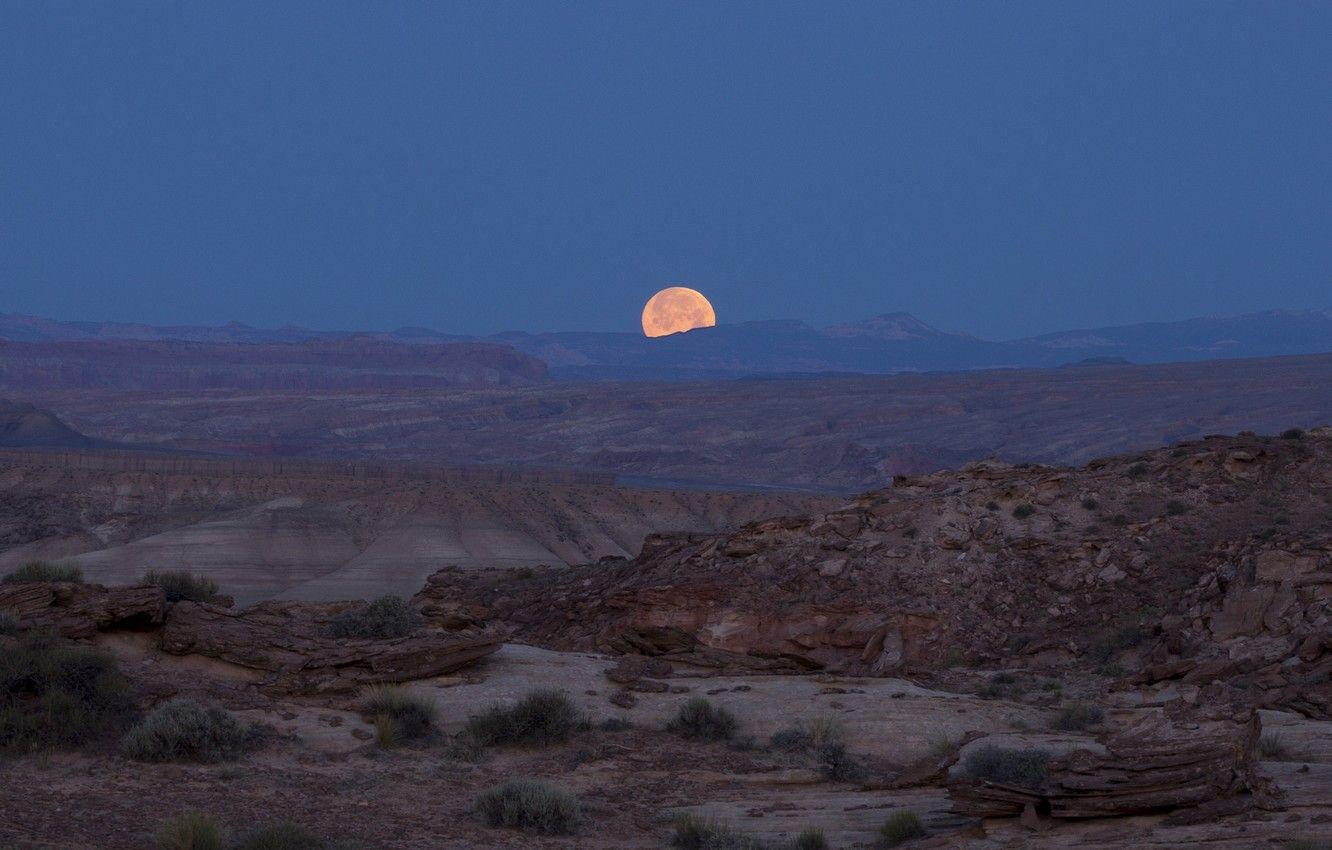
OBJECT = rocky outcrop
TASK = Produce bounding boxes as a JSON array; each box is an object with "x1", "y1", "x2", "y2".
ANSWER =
[
  {"x1": 430, "y1": 431, "x2": 1332, "y2": 714},
  {"x1": 948, "y1": 706, "x2": 1275, "y2": 819},
  {"x1": 1, "y1": 579, "x2": 504, "y2": 695},
  {"x1": 157, "y1": 600, "x2": 504, "y2": 694},
  {"x1": 0, "y1": 580, "x2": 165, "y2": 637}
]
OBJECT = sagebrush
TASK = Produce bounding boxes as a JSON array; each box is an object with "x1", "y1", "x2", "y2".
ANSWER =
[
  {"x1": 667, "y1": 697, "x2": 738, "y2": 742},
  {"x1": 121, "y1": 698, "x2": 256, "y2": 763},
  {"x1": 142, "y1": 570, "x2": 222, "y2": 604},
  {"x1": 474, "y1": 780, "x2": 581, "y2": 835},
  {"x1": 326, "y1": 596, "x2": 422, "y2": 640},
  {"x1": 465, "y1": 689, "x2": 581, "y2": 748},
  {"x1": 0, "y1": 633, "x2": 133, "y2": 752},
  {"x1": 2, "y1": 560, "x2": 83, "y2": 584}
]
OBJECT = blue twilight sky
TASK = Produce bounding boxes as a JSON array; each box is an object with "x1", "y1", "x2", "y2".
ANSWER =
[{"x1": 2, "y1": 2, "x2": 1329, "y2": 338}]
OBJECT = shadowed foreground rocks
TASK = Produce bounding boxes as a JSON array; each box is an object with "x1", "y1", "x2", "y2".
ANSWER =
[
  {"x1": 4, "y1": 580, "x2": 504, "y2": 695},
  {"x1": 949, "y1": 704, "x2": 1277, "y2": 820}
]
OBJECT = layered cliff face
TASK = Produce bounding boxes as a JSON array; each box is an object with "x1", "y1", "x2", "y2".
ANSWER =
[
  {"x1": 0, "y1": 451, "x2": 832, "y2": 604},
  {"x1": 433, "y1": 428, "x2": 1332, "y2": 717},
  {"x1": 0, "y1": 336, "x2": 548, "y2": 392}
]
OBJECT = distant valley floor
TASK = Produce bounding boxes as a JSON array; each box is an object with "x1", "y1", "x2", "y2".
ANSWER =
[{"x1": 16, "y1": 351, "x2": 1332, "y2": 491}]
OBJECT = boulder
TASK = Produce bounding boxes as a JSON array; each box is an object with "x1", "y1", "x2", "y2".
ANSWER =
[{"x1": 948, "y1": 706, "x2": 1275, "y2": 819}]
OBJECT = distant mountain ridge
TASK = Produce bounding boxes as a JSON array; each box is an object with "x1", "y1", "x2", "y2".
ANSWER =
[{"x1": 0, "y1": 307, "x2": 1327, "y2": 380}]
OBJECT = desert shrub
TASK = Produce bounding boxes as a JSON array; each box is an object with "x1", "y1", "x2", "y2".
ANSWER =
[
  {"x1": 233, "y1": 821, "x2": 324, "y2": 850},
  {"x1": 1052, "y1": 701, "x2": 1104, "y2": 731},
  {"x1": 1164, "y1": 500, "x2": 1189, "y2": 516},
  {"x1": 121, "y1": 698, "x2": 253, "y2": 763},
  {"x1": 1281, "y1": 428, "x2": 1306, "y2": 440},
  {"x1": 1284, "y1": 840, "x2": 1331, "y2": 850},
  {"x1": 142, "y1": 570, "x2": 221, "y2": 604},
  {"x1": 668, "y1": 697, "x2": 738, "y2": 742},
  {"x1": 598, "y1": 716, "x2": 632, "y2": 732},
  {"x1": 1080, "y1": 497, "x2": 1098, "y2": 510},
  {"x1": 770, "y1": 717, "x2": 841, "y2": 752},
  {"x1": 325, "y1": 595, "x2": 422, "y2": 640},
  {"x1": 815, "y1": 740, "x2": 866, "y2": 782},
  {"x1": 963, "y1": 745, "x2": 1050, "y2": 789},
  {"x1": 2, "y1": 560, "x2": 83, "y2": 584},
  {"x1": 878, "y1": 810, "x2": 925, "y2": 847},
  {"x1": 155, "y1": 812, "x2": 226, "y2": 850},
  {"x1": 793, "y1": 826, "x2": 829, "y2": 850},
  {"x1": 1011, "y1": 504, "x2": 1035, "y2": 519},
  {"x1": 0, "y1": 611, "x2": 18, "y2": 636},
  {"x1": 671, "y1": 814, "x2": 763, "y2": 849},
  {"x1": 1258, "y1": 732, "x2": 1289, "y2": 760},
  {"x1": 465, "y1": 688, "x2": 581, "y2": 748},
  {"x1": 0, "y1": 634, "x2": 134, "y2": 752},
  {"x1": 361, "y1": 685, "x2": 435, "y2": 746},
  {"x1": 474, "y1": 779, "x2": 581, "y2": 835},
  {"x1": 1125, "y1": 462, "x2": 1149, "y2": 479}
]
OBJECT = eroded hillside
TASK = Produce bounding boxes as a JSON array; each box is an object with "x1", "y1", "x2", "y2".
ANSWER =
[{"x1": 0, "y1": 450, "x2": 830, "y2": 604}]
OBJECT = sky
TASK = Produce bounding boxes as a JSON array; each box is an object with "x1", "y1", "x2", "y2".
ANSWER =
[{"x1": 2, "y1": 2, "x2": 1329, "y2": 339}]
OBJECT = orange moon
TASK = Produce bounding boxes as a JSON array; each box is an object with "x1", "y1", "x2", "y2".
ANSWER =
[{"x1": 641, "y1": 286, "x2": 716, "y2": 338}]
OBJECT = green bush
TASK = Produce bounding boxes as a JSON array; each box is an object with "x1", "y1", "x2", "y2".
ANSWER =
[
  {"x1": 0, "y1": 634, "x2": 134, "y2": 752},
  {"x1": 361, "y1": 685, "x2": 435, "y2": 746},
  {"x1": 793, "y1": 826, "x2": 829, "y2": 850},
  {"x1": 465, "y1": 689, "x2": 581, "y2": 748},
  {"x1": 670, "y1": 814, "x2": 763, "y2": 849},
  {"x1": 142, "y1": 570, "x2": 222, "y2": 604},
  {"x1": 963, "y1": 745, "x2": 1050, "y2": 789},
  {"x1": 474, "y1": 779, "x2": 581, "y2": 835},
  {"x1": 155, "y1": 812, "x2": 226, "y2": 850},
  {"x1": 668, "y1": 697, "x2": 738, "y2": 742},
  {"x1": 326, "y1": 595, "x2": 422, "y2": 640},
  {"x1": 1011, "y1": 504, "x2": 1035, "y2": 519},
  {"x1": 1051, "y1": 701, "x2": 1104, "y2": 731},
  {"x1": 2, "y1": 560, "x2": 83, "y2": 584},
  {"x1": 233, "y1": 821, "x2": 325, "y2": 850},
  {"x1": 121, "y1": 698, "x2": 254, "y2": 763},
  {"x1": 878, "y1": 810, "x2": 925, "y2": 847},
  {"x1": 0, "y1": 611, "x2": 18, "y2": 636}
]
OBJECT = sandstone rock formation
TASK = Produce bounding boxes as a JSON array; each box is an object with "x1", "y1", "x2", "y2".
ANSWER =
[
  {"x1": 0, "y1": 580, "x2": 165, "y2": 637},
  {"x1": 948, "y1": 705, "x2": 1275, "y2": 819},
  {"x1": 433, "y1": 429, "x2": 1332, "y2": 719},
  {"x1": 1, "y1": 580, "x2": 503, "y2": 695},
  {"x1": 158, "y1": 599, "x2": 504, "y2": 694}
]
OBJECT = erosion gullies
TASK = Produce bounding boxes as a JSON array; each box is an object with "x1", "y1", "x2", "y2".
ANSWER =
[{"x1": 0, "y1": 451, "x2": 833, "y2": 604}]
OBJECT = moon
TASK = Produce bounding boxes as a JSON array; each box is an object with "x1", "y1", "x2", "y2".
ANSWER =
[{"x1": 641, "y1": 286, "x2": 717, "y2": 338}]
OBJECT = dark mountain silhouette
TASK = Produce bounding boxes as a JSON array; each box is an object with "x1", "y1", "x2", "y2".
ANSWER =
[{"x1": 1, "y1": 308, "x2": 1328, "y2": 380}]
